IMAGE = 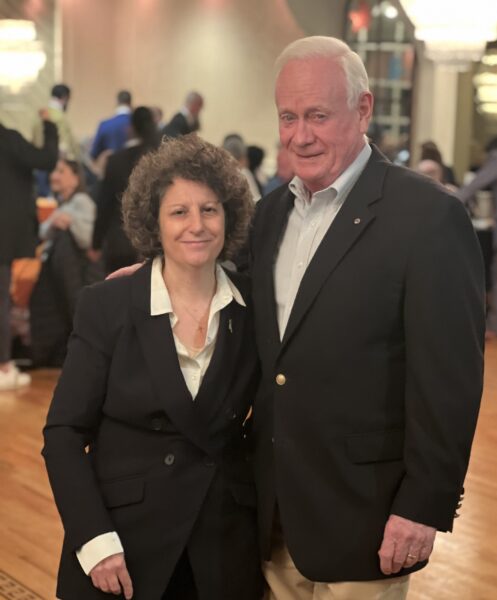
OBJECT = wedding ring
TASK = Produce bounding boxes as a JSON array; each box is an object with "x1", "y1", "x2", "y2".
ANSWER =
[{"x1": 406, "y1": 553, "x2": 417, "y2": 560}]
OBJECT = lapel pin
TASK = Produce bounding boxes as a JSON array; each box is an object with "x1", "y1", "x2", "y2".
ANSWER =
[
  {"x1": 228, "y1": 318, "x2": 233, "y2": 333},
  {"x1": 353, "y1": 218, "x2": 361, "y2": 225}
]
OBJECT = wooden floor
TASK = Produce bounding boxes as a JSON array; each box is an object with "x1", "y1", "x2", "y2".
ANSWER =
[{"x1": 0, "y1": 342, "x2": 496, "y2": 600}]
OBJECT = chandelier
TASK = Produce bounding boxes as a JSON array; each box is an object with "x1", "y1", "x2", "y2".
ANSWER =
[
  {"x1": 0, "y1": 20, "x2": 46, "y2": 92},
  {"x1": 399, "y1": 0, "x2": 497, "y2": 70}
]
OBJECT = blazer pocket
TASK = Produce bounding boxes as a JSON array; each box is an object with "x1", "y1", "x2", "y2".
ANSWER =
[
  {"x1": 100, "y1": 478, "x2": 145, "y2": 509},
  {"x1": 229, "y1": 482, "x2": 257, "y2": 508},
  {"x1": 346, "y1": 429, "x2": 404, "y2": 464}
]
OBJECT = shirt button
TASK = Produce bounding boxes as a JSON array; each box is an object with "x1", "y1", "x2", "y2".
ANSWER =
[
  {"x1": 164, "y1": 453, "x2": 175, "y2": 466},
  {"x1": 297, "y1": 262, "x2": 304, "y2": 268},
  {"x1": 275, "y1": 373, "x2": 286, "y2": 386}
]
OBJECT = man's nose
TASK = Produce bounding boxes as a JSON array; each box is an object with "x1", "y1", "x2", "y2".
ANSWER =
[{"x1": 293, "y1": 118, "x2": 314, "y2": 145}]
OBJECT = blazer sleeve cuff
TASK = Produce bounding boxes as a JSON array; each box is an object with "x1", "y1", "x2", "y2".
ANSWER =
[{"x1": 76, "y1": 531, "x2": 124, "y2": 575}]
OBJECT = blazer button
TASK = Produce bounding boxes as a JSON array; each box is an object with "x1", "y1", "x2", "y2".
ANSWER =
[
  {"x1": 275, "y1": 373, "x2": 286, "y2": 386},
  {"x1": 225, "y1": 407, "x2": 237, "y2": 420},
  {"x1": 164, "y1": 453, "x2": 175, "y2": 466},
  {"x1": 151, "y1": 418, "x2": 162, "y2": 431}
]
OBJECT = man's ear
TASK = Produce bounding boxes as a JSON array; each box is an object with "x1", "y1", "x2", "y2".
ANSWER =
[{"x1": 358, "y1": 92, "x2": 374, "y2": 134}]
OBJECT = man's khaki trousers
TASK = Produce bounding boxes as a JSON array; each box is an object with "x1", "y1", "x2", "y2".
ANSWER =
[{"x1": 263, "y1": 515, "x2": 409, "y2": 600}]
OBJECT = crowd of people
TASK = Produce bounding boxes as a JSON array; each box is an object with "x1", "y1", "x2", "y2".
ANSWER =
[
  {"x1": 0, "y1": 32, "x2": 492, "y2": 600},
  {"x1": 0, "y1": 86, "x2": 293, "y2": 386}
]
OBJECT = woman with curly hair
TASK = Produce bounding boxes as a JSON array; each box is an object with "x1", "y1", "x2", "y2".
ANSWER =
[{"x1": 42, "y1": 134, "x2": 262, "y2": 600}]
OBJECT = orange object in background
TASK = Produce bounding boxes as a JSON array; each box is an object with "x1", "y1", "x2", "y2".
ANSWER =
[
  {"x1": 10, "y1": 198, "x2": 55, "y2": 308},
  {"x1": 36, "y1": 197, "x2": 57, "y2": 223},
  {"x1": 10, "y1": 252, "x2": 42, "y2": 308}
]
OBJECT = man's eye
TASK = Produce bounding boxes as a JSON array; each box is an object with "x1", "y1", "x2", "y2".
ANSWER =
[
  {"x1": 280, "y1": 114, "x2": 295, "y2": 124},
  {"x1": 311, "y1": 113, "x2": 327, "y2": 121}
]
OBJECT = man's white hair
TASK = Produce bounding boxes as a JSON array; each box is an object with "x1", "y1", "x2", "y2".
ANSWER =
[
  {"x1": 185, "y1": 91, "x2": 203, "y2": 106},
  {"x1": 275, "y1": 36, "x2": 370, "y2": 109}
]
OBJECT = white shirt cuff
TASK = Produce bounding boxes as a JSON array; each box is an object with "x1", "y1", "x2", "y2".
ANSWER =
[{"x1": 76, "y1": 531, "x2": 124, "y2": 575}]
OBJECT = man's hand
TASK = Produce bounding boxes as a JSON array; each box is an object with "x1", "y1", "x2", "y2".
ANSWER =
[
  {"x1": 90, "y1": 552, "x2": 133, "y2": 598},
  {"x1": 106, "y1": 263, "x2": 143, "y2": 280},
  {"x1": 378, "y1": 514, "x2": 436, "y2": 575}
]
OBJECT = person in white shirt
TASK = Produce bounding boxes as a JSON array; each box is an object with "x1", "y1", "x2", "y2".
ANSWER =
[
  {"x1": 42, "y1": 134, "x2": 263, "y2": 599},
  {"x1": 250, "y1": 35, "x2": 484, "y2": 600}
]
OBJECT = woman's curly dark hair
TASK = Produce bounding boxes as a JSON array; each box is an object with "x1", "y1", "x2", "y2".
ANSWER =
[{"x1": 122, "y1": 134, "x2": 254, "y2": 261}]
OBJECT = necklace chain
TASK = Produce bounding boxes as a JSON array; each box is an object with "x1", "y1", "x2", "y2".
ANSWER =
[{"x1": 173, "y1": 298, "x2": 210, "y2": 332}]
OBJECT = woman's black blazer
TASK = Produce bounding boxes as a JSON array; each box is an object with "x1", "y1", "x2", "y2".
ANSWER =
[{"x1": 42, "y1": 261, "x2": 262, "y2": 600}]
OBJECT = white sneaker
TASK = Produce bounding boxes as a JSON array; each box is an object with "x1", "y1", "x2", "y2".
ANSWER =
[{"x1": 0, "y1": 363, "x2": 31, "y2": 391}]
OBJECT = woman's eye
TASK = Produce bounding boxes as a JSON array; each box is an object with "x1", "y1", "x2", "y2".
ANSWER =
[{"x1": 172, "y1": 209, "x2": 186, "y2": 216}]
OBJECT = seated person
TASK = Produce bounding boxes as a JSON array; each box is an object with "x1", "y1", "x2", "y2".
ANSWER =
[{"x1": 30, "y1": 159, "x2": 103, "y2": 366}]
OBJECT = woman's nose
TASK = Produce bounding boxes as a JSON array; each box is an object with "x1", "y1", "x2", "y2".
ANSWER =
[{"x1": 188, "y1": 209, "x2": 204, "y2": 232}]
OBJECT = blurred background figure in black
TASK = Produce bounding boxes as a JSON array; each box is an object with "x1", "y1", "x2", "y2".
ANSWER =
[
  {"x1": 161, "y1": 91, "x2": 204, "y2": 138},
  {"x1": 92, "y1": 106, "x2": 160, "y2": 274},
  {"x1": 0, "y1": 110, "x2": 58, "y2": 390}
]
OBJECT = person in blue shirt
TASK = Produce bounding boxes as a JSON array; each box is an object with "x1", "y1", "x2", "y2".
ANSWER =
[{"x1": 90, "y1": 90, "x2": 132, "y2": 161}]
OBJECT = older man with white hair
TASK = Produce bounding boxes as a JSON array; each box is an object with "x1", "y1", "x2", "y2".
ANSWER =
[
  {"x1": 161, "y1": 91, "x2": 204, "y2": 138},
  {"x1": 250, "y1": 36, "x2": 484, "y2": 599}
]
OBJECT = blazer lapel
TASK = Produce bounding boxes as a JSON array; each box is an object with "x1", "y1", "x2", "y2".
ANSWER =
[
  {"x1": 130, "y1": 263, "x2": 211, "y2": 453},
  {"x1": 194, "y1": 300, "x2": 245, "y2": 424},
  {"x1": 280, "y1": 147, "x2": 389, "y2": 351},
  {"x1": 253, "y1": 188, "x2": 295, "y2": 352}
]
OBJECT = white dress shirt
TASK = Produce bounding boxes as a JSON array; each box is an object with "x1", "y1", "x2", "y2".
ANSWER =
[
  {"x1": 274, "y1": 144, "x2": 372, "y2": 339},
  {"x1": 76, "y1": 257, "x2": 245, "y2": 574}
]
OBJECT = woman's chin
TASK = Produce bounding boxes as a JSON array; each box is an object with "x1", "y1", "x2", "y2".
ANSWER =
[{"x1": 177, "y1": 255, "x2": 218, "y2": 270}]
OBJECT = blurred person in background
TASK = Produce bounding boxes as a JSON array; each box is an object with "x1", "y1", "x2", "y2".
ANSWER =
[
  {"x1": 415, "y1": 159, "x2": 458, "y2": 193},
  {"x1": 420, "y1": 140, "x2": 457, "y2": 187},
  {"x1": 33, "y1": 83, "x2": 79, "y2": 197},
  {"x1": 34, "y1": 84, "x2": 79, "y2": 161},
  {"x1": 0, "y1": 110, "x2": 58, "y2": 390},
  {"x1": 90, "y1": 90, "x2": 133, "y2": 161},
  {"x1": 263, "y1": 143, "x2": 294, "y2": 195},
  {"x1": 92, "y1": 106, "x2": 160, "y2": 274},
  {"x1": 162, "y1": 91, "x2": 204, "y2": 138},
  {"x1": 42, "y1": 134, "x2": 262, "y2": 600},
  {"x1": 458, "y1": 136, "x2": 497, "y2": 339},
  {"x1": 222, "y1": 133, "x2": 260, "y2": 202},
  {"x1": 247, "y1": 145, "x2": 266, "y2": 196},
  {"x1": 150, "y1": 105, "x2": 165, "y2": 131},
  {"x1": 30, "y1": 159, "x2": 102, "y2": 367}
]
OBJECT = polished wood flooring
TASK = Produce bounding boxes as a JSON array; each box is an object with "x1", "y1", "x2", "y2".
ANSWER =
[{"x1": 0, "y1": 342, "x2": 496, "y2": 599}]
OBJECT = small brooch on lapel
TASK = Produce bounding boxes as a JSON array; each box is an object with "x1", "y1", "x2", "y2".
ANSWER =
[
  {"x1": 228, "y1": 318, "x2": 233, "y2": 333},
  {"x1": 353, "y1": 218, "x2": 361, "y2": 225}
]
